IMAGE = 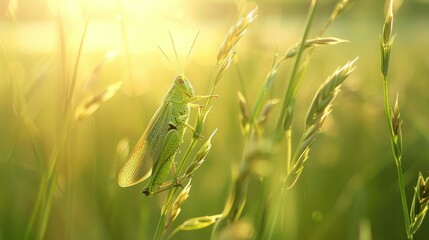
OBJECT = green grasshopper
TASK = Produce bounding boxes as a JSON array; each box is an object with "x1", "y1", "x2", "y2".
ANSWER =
[{"x1": 118, "y1": 73, "x2": 213, "y2": 196}]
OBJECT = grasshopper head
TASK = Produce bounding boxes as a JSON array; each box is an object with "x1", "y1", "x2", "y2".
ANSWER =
[{"x1": 174, "y1": 75, "x2": 195, "y2": 98}]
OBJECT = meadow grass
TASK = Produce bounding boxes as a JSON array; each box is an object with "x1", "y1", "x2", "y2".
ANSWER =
[
  {"x1": 1, "y1": 0, "x2": 429, "y2": 239},
  {"x1": 380, "y1": 0, "x2": 428, "y2": 239}
]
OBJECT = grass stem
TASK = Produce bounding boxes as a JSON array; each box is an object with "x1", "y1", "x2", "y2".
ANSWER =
[{"x1": 383, "y1": 78, "x2": 412, "y2": 239}]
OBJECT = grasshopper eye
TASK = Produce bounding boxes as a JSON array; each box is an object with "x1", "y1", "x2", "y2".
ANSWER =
[{"x1": 176, "y1": 76, "x2": 184, "y2": 84}]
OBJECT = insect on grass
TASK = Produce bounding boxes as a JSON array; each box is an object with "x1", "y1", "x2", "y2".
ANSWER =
[{"x1": 118, "y1": 33, "x2": 215, "y2": 196}]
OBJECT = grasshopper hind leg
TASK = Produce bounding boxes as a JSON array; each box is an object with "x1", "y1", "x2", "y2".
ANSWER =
[{"x1": 143, "y1": 127, "x2": 182, "y2": 196}]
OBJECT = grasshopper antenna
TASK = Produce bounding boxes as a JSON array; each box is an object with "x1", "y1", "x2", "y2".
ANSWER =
[
  {"x1": 157, "y1": 45, "x2": 180, "y2": 75},
  {"x1": 184, "y1": 31, "x2": 200, "y2": 73},
  {"x1": 169, "y1": 31, "x2": 183, "y2": 74}
]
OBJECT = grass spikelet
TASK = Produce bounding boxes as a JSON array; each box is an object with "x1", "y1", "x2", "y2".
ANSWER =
[
  {"x1": 185, "y1": 129, "x2": 217, "y2": 176},
  {"x1": 237, "y1": 91, "x2": 250, "y2": 135},
  {"x1": 286, "y1": 57, "x2": 358, "y2": 189},
  {"x1": 165, "y1": 181, "x2": 192, "y2": 229},
  {"x1": 379, "y1": 1, "x2": 415, "y2": 238},
  {"x1": 218, "y1": 219, "x2": 254, "y2": 240},
  {"x1": 258, "y1": 99, "x2": 279, "y2": 128},
  {"x1": 306, "y1": 58, "x2": 357, "y2": 127},
  {"x1": 216, "y1": 7, "x2": 257, "y2": 65},
  {"x1": 382, "y1": 0, "x2": 394, "y2": 45},
  {"x1": 380, "y1": 0, "x2": 395, "y2": 78},
  {"x1": 410, "y1": 173, "x2": 429, "y2": 234},
  {"x1": 85, "y1": 51, "x2": 118, "y2": 90},
  {"x1": 330, "y1": 0, "x2": 355, "y2": 21},
  {"x1": 116, "y1": 138, "x2": 130, "y2": 162},
  {"x1": 214, "y1": 7, "x2": 258, "y2": 86},
  {"x1": 392, "y1": 93, "x2": 401, "y2": 136},
  {"x1": 391, "y1": 94, "x2": 402, "y2": 159},
  {"x1": 282, "y1": 37, "x2": 348, "y2": 60},
  {"x1": 173, "y1": 214, "x2": 222, "y2": 232},
  {"x1": 75, "y1": 81, "x2": 122, "y2": 121}
]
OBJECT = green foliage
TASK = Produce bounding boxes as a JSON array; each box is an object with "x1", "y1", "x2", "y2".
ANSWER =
[{"x1": 1, "y1": 0, "x2": 429, "y2": 240}]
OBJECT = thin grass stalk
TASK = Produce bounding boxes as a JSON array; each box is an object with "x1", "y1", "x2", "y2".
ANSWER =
[
  {"x1": 265, "y1": 183, "x2": 285, "y2": 240},
  {"x1": 37, "y1": 112, "x2": 72, "y2": 240},
  {"x1": 26, "y1": 3, "x2": 67, "y2": 236},
  {"x1": 218, "y1": 13, "x2": 300, "y2": 240},
  {"x1": 116, "y1": 0, "x2": 133, "y2": 84},
  {"x1": 380, "y1": 0, "x2": 412, "y2": 238},
  {"x1": 253, "y1": 176, "x2": 267, "y2": 238},
  {"x1": 383, "y1": 80, "x2": 412, "y2": 239},
  {"x1": 1, "y1": 35, "x2": 42, "y2": 239},
  {"x1": 265, "y1": 1, "x2": 356, "y2": 236},
  {"x1": 57, "y1": 4, "x2": 67, "y2": 112},
  {"x1": 24, "y1": 138, "x2": 46, "y2": 239},
  {"x1": 32, "y1": 14, "x2": 90, "y2": 240},
  {"x1": 275, "y1": 0, "x2": 317, "y2": 139},
  {"x1": 397, "y1": 161, "x2": 411, "y2": 239},
  {"x1": 66, "y1": 18, "x2": 89, "y2": 111},
  {"x1": 267, "y1": 57, "x2": 356, "y2": 238},
  {"x1": 275, "y1": 0, "x2": 350, "y2": 140},
  {"x1": 248, "y1": 51, "x2": 279, "y2": 136},
  {"x1": 262, "y1": 131, "x2": 290, "y2": 239},
  {"x1": 260, "y1": 2, "x2": 317, "y2": 238}
]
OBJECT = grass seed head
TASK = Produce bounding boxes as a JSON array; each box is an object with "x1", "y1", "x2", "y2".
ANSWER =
[
  {"x1": 258, "y1": 98, "x2": 279, "y2": 128},
  {"x1": 176, "y1": 214, "x2": 222, "y2": 231},
  {"x1": 380, "y1": 0, "x2": 395, "y2": 78},
  {"x1": 286, "y1": 58, "x2": 357, "y2": 189},
  {"x1": 75, "y1": 81, "x2": 122, "y2": 121},
  {"x1": 392, "y1": 93, "x2": 402, "y2": 136},
  {"x1": 283, "y1": 37, "x2": 348, "y2": 60},
  {"x1": 214, "y1": 7, "x2": 257, "y2": 86},
  {"x1": 237, "y1": 91, "x2": 250, "y2": 131},
  {"x1": 218, "y1": 219, "x2": 254, "y2": 240},
  {"x1": 418, "y1": 174, "x2": 429, "y2": 205},
  {"x1": 383, "y1": 0, "x2": 394, "y2": 45},
  {"x1": 165, "y1": 181, "x2": 192, "y2": 229},
  {"x1": 330, "y1": 0, "x2": 355, "y2": 21},
  {"x1": 186, "y1": 129, "x2": 217, "y2": 176},
  {"x1": 217, "y1": 7, "x2": 258, "y2": 64},
  {"x1": 410, "y1": 173, "x2": 429, "y2": 234},
  {"x1": 306, "y1": 58, "x2": 357, "y2": 127}
]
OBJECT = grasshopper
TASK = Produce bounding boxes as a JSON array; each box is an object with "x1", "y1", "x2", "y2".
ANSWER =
[{"x1": 118, "y1": 73, "x2": 213, "y2": 196}]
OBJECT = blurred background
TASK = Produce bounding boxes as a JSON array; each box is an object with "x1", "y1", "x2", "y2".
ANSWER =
[{"x1": 1, "y1": 0, "x2": 429, "y2": 239}]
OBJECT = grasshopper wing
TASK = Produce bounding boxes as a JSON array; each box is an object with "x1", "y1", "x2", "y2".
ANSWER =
[{"x1": 118, "y1": 103, "x2": 172, "y2": 187}]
